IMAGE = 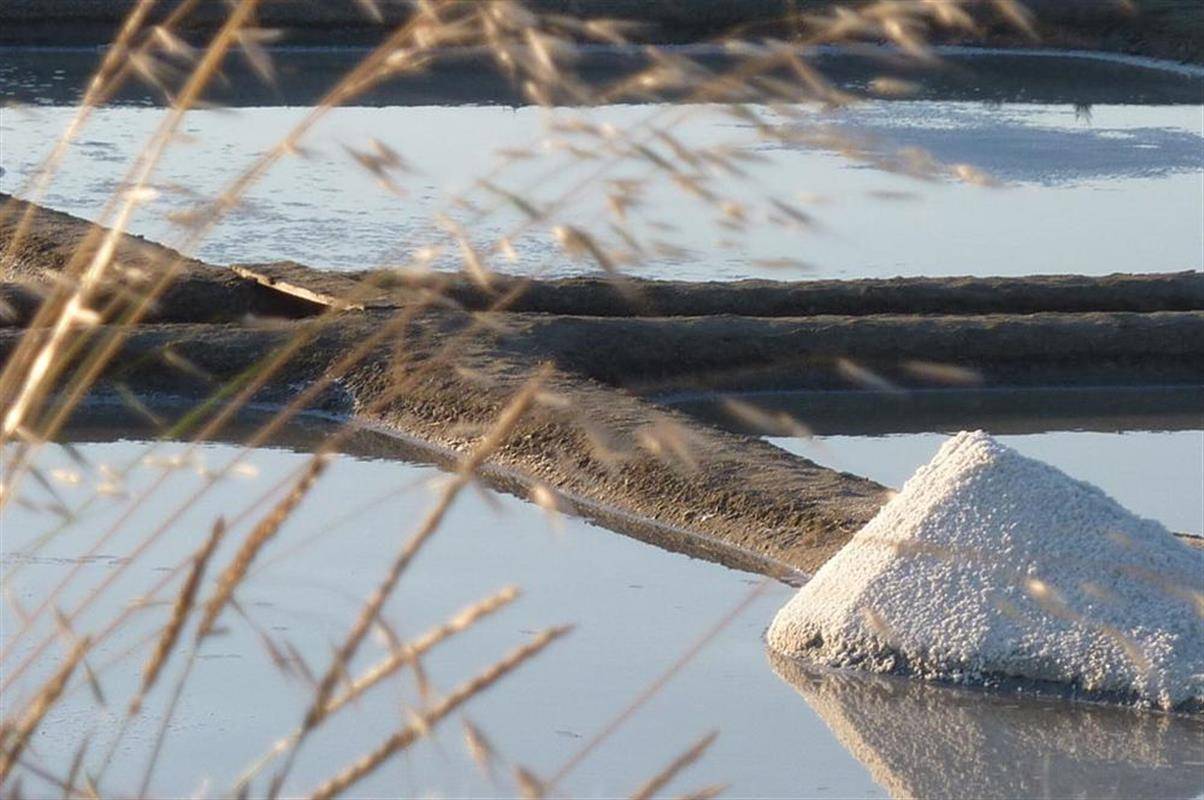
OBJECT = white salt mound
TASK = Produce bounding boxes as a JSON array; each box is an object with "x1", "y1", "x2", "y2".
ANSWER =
[{"x1": 767, "y1": 431, "x2": 1204, "y2": 711}]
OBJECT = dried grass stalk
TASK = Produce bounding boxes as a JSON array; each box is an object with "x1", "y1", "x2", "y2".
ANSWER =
[
  {"x1": 673, "y1": 784, "x2": 728, "y2": 800},
  {"x1": 197, "y1": 457, "x2": 327, "y2": 639},
  {"x1": 462, "y1": 718, "x2": 499, "y2": 780},
  {"x1": 230, "y1": 585, "x2": 521, "y2": 795},
  {"x1": 307, "y1": 626, "x2": 570, "y2": 800},
  {"x1": 514, "y1": 765, "x2": 546, "y2": 799},
  {"x1": 324, "y1": 585, "x2": 520, "y2": 719},
  {"x1": 303, "y1": 372, "x2": 546, "y2": 732},
  {"x1": 0, "y1": 637, "x2": 90, "y2": 783},
  {"x1": 130, "y1": 517, "x2": 227, "y2": 714},
  {"x1": 629, "y1": 731, "x2": 718, "y2": 800}
]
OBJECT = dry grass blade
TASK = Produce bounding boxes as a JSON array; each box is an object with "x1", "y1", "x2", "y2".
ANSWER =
[
  {"x1": 228, "y1": 597, "x2": 293, "y2": 675},
  {"x1": 0, "y1": 0, "x2": 159, "y2": 280},
  {"x1": 61, "y1": 736, "x2": 91, "y2": 800},
  {"x1": 673, "y1": 784, "x2": 728, "y2": 800},
  {"x1": 0, "y1": 0, "x2": 265, "y2": 449},
  {"x1": 324, "y1": 586, "x2": 520, "y2": 719},
  {"x1": 462, "y1": 718, "x2": 499, "y2": 781},
  {"x1": 628, "y1": 731, "x2": 718, "y2": 800},
  {"x1": 302, "y1": 372, "x2": 544, "y2": 730},
  {"x1": 835, "y1": 357, "x2": 899, "y2": 392},
  {"x1": 548, "y1": 580, "x2": 769, "y2": 791},
  {"x1": 197, "y1": 457, "x2": 327, "y2": 640},
  {"x1": 719, "y1": 397, "x2": 812, "y2": 438},
  {"x1": 554, "y1": 225, "x2": 617, "y2": 273},
  {"x1": 266, "y1": 374, "x2": 547, "y2": 794},
  {"x1": 479, "y1": 180, "x2": 544, "y2": 220},
  {"x1": 993, "y1": 0, "x2": 1039, "y2": 39},
  {"x1": 439, "y1": 215, "x2": 494, "y2": 289},
  {"x1": 306, "y1": 626, "x2": 570, "y2": 800},
  {"x1": 868, "y1": 76, "x2": 920, "y2": 97},
  {"x1": 0, "y1": 637, "x2": 90, "y2": 784},
  {"x1": 636, "y1": 419, "x2": 700, "y2": 472},
  {"x1": 514, "y1": 765, "x2": 547, "y2": 799},
  {"x1": 236, "y1": 27, "x2": 282, "y2": 85},
  {"x1": 131, "y1": 517, "x2": 227, "y2": 714},
  {"x1": 352, "y1": 0, "x2": 384, "y2": 23},
  {"x1": 900, "y1": 360, "x2": 983, "y2": 386},
  {"x1": 49, "y1": 610, "x2": 106, "y2": 709}
]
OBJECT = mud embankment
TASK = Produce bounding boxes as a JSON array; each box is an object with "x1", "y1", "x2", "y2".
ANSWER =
[
  {"x1": 1, "y1": 1, "x2": 1201, "y2": 63},
  {"x1": 3, "y1": 193, "x2": 1202, "y2": 576}
]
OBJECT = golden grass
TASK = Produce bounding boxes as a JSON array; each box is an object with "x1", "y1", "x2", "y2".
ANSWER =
[
  {"x1": 131, "y1": 517, "x2": 227, "y2": 715},
  {"x1": 306, "y1": 625, "x2": 570, "y2": 800},
  {"x1": 0, "y1": 636, "x2": 89, "y2": 783},
  {"x1": 197, "y1": 457, "x2": 327, "y2": 640}
]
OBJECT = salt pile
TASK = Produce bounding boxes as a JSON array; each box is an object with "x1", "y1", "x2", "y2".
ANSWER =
[{"x1": 767, "y1": 431, "x2": 1204, "y2": 711}]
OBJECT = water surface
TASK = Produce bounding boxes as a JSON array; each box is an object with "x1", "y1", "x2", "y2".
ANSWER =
[
  {"x1": 2, "y1": 49, "x2": 1200, "y2": 281},
  {"x1": 3, "y1": 425, "x2": 1201, "y2": 798},
  {"x1": 773, "y1": 428, "x2": 1204, "y2": 536}
]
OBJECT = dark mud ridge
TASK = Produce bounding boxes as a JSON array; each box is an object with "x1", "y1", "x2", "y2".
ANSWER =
[
  {"x1": 3, "y1": 193, "x2": 1202, "y2": 578},
  {"x1": 2, "y1": 1, "x2": 1202, "y2": 63}
]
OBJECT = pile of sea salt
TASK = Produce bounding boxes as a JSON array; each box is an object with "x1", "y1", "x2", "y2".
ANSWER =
[{"x1": 767, "y1": 431, "x2": 1204, "y2": 711}]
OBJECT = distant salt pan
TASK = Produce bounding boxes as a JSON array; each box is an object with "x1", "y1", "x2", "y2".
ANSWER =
[{"x1": 767, "y1": 431, "x2": 1204, "y2": 711}]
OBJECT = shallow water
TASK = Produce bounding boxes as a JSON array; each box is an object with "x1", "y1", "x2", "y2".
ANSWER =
[
  {"x1": 2, "y1": 427, "x2": 1201, "y2": 798},
  {"x1": 1, "y1": 52, "x2": 1201, "y2": 280},
  {"x1": 771, "y1": 428, "x2": 1204, "y2": 536},
  {"x1": 669, "y1": 385, "x2": 1204, "y2": 534}
]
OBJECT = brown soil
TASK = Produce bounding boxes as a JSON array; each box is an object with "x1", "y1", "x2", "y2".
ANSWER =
[
  {"x1": 3, "y1": 193, "x2": 1201, "y2": 577},
  {"x1": 354, "y1": 269, "x2": 1204, "y2": 317},
  {"x1": 0, "y1": 200, "x2": 322, "y2": 324}
]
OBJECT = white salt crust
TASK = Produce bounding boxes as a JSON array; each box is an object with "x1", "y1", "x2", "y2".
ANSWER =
[{"x1": 767, "y1": 431, "x2": 1204, "y2": 710}]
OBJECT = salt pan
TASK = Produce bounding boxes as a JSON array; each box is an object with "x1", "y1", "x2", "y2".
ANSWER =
[{"x1": 767, "y1": 431, "x2": 1204, "y2": 711}]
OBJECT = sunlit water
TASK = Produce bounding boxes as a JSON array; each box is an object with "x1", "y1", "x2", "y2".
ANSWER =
[
  {"x1": 773, "y1": 429, "x2": 1204, "y2": 536},
  {"x1": 1, "y1": 53, "x2": 1201, "y2": 280},
  {"x1": 2, "y1": 427, "x2": 1201, "y2": 799}
]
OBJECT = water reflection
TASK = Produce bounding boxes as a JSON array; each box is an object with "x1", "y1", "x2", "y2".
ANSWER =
[{"x1": 770, "y1": 651, "x2": 1204, "y2": 800}]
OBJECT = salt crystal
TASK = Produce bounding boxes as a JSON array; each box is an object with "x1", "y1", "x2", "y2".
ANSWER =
[{"x1": 767, "y1": 431, "x2": 1204, "y2": 711}]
